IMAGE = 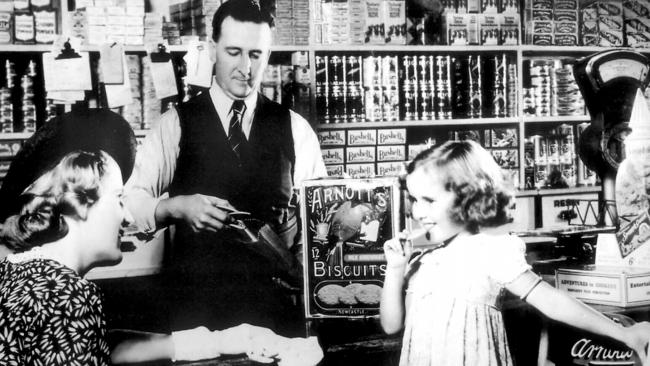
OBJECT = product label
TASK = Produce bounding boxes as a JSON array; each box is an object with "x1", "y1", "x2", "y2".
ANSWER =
[{"x1": 301, "y1": 178, "x2": 400, "y2": 318}]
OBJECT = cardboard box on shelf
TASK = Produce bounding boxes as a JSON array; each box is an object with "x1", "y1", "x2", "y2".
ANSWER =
[{"x1": 556, "y1": 265, "x2": 650, "y2": 307}]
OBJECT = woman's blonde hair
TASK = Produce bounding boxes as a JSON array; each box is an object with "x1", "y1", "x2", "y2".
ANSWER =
[
  {"x1": 0, "y1": 151, "x2": 108, "y2": 251},
  {"x1": 407, "y1": 140, "x2": 514, "y2": 232}
]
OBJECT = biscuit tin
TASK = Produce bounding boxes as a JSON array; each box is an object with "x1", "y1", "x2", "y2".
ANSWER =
[{"x1": 301, "y1": 177, "x2": 401, "y2": 318}]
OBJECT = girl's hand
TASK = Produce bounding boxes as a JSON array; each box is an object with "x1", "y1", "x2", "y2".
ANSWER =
[
  {"x1": 383, "y1": 231, "x2": 413, "y2": 269},
  {"x1": 623, "y1": 321, "x2": 650, "y2": 364}
]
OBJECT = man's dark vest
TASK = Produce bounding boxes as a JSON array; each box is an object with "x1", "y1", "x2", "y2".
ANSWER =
[{"x1": 165, "y1": 92, "x2": 300, "y2": 333}]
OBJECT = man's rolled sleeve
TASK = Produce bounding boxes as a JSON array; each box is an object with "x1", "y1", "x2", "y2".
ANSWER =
[
  {"x1": 124, "y1": 109, "x2": 182, "y2": 234},
  {"x1": 290, "y1": 110, "x2": 327, "y2": 186}
]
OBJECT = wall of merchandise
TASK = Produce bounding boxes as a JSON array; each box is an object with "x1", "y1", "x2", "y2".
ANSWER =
[{"x1": 1, "y1": 0, "x2": 648, "y2": 206}]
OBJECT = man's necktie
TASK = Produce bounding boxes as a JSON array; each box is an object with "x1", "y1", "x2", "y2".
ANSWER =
[{"x1": 228, "y1": 100, "x2": 247, "y2": 160}]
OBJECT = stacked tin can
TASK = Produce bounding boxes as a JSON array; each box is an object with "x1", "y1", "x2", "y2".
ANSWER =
[
  {"x1": 435, "y1": 55, "x2": 452, "y2": 119},
  {"x1": 529, "y1": 59, "x2": 554, "y2": 117},
  {"x1": 419, "y1": 55, "x2": 435, "y2": 120},
  {"x1": 556, "y1": 123, "x2": 576, "y2": 187},
  {"x1": 363, "y1": 56, "x2": 383, "y2": 122},
  {"x1": 402, "y1": 55, "x2": 418, "y2": 121},
  {"x1": 452, "y1": 56, "x2": 469, "y2": 118},
  {"x1": 554, "y1": 63, "x2": 585, "y2": 116},
  {"x1": 382, "y1": 55, "x2": 400, "y2": 121},
  {"x1": 315, "y1": 55, "x2": 329, "y2": 124},
  {"x1": 0, "y1": 60, "x2": 15, "y2": 133},
  {"x1": 468, "y1": 55, "x2": 482, "y2": 118},
  {"x1": 346, "y1": 56, "x2": 364, "y2": 123},
  {"x1": 401, "y1": 55, "x2": 435, "y2": 121},
  {"x1": 492, "y1": 54, "x2": 507, "y2": 118},
  {"x1": 530, "y1": 135, "x2": 548, "y2": 188},
  {"x1": 329, "y1": 55, "x2": 346, "y2": 123},
  {"x1": 576, "y1": 122, "x2": 598, "y2": 186},
  {"x1": 507, "y1": 63, "x2": 517, "y2": 117},
  {"x1": 20, "y1": 60, "x2": 37, "y2": 133}
]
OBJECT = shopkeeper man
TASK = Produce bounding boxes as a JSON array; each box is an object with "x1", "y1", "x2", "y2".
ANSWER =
[{"x1": 125, "y1": 0, "x2": 326, "y2": 336}]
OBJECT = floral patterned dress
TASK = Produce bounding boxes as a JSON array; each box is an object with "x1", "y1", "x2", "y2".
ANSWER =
[
  {"x1": 399, "y1": 233, "x2": 530, "y2": 366},
  {"x1": 0, "y1": 258, "x2": 110, "y2": 366}
]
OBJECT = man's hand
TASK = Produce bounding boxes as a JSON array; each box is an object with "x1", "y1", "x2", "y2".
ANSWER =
[{"x1": 156, "y1": 194, "x2": 235, "y2": 232}]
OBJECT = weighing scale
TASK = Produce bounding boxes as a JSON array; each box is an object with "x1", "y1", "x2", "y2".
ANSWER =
[{"x1": 573, "y1": 49, "x2": 650, "y2": 227}]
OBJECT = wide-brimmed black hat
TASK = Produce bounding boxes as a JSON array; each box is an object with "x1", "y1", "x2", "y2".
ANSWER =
[{"x1": 0, "y1": 109, "x2": 136, "y2": 222}]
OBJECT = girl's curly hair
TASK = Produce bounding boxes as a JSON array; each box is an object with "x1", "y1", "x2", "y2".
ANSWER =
[
  {"x1": 0, "y1": 151, "x2": 107, "y2": 251},
  {"x1": 406, "y1": 140, "x2": 515, "y2": 232}
]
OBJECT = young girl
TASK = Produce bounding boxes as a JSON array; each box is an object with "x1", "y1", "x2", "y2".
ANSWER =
[{"x1": 380, "y1": 140, "x2": 650, "y2": 366}]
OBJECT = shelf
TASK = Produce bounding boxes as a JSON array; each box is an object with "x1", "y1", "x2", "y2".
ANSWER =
[
  {"x1": 0, "y1": 129, "x2": 148, "y2": 141},
  {"x1": 0, "y1": 132, "x2": 32, "y2": 140},
  {"x1": 311, "y1": 44, "x2": 520, "y2": 52},
  {"x1": 316, "y1": 117, "x2": 519, "y2": 129},
  {"x1": 2, "y1": 43, "x2": 648, "y2": 56},
  {"x1": 523, "y1": 115, "x2": 591, "y2": 123},
  {"x1": 518, "y1": 186, "x2": 602, "y2": 196}
]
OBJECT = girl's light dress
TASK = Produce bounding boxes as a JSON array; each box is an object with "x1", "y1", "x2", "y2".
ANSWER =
[{"x1": 400, "y1": 233, "x2": 530, "y2": 366}]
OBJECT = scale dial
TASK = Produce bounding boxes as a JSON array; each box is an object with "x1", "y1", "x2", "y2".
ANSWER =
[{"x1": 598, "y1": 58, "x2": 649, "y2": 85}]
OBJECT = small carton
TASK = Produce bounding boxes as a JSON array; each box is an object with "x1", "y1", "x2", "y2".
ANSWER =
[
  {"x1": 326, "y1": 164, "x2": 345, "y2": 177},
  {"x1": 377, "y1": 161, "x2": 405, "y2": 176},
  {"x1": 556, "y1": 265, "x2": 650, "y2": 307},
  {"x1": 347, "y1": 146, "x2": 376, "y2": 163},
  {"x1": 364, "y1": 0, "x2": 385, "y2": 44},
  {"x1": 347, "y1": 129, "x2": 378, "y2": 146},
  {"x1": 383, "y1": 0, "x2": 405, "y2": 44},
  {"x1": 346, "y1": 163, "x2": 376, "y2": 178},
  {"x1": 376, "y1": 145, "x2": 406, "y2": 161},
  {"x1": 378, "y1": 128, "x2": 406, "y2": 145},
  {"x1": 479, "y1": 13, "x2": 500, "y2": 45},
  {"x1": 318, "y1": 130, "x2": 346, "y2": 146},
  {"x1": 322, "y1": 148, "x2": 345, "y2": 165}
]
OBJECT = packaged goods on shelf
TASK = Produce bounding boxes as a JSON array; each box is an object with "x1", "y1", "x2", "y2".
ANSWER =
[
  {"x1": 376, "y1": 145, "x2": 405, "y2": 161},
  {"x1": 346, "y1": 162, "x2": 375, "y2": 177},
  {"x1": 14, "y1": 12, "x2": 34, "y2": 44},
  {"x1": 526, "y1": 124, "x2": 584, "y2": 190},
  {"x1": 318, "y1": 130, "x2": 346, "y2": 146},
  {"x1": 144, "y1": 13, "x2": 164, "y2": 45},
  {"x1": 326, "y1": 164, "x2": 344, "y2": 176},
  {"x1": 556, "y1": 266, "x2": 650, "y2": 307},
  {"x1": 313, "y1": 0, "x2": 404, "y2": 45},
  {"x1": 0, "y1": 140, "x2": 20, "y2": 157},
  {"x1": 0, "y1": 1, "x2": 11, "y2": 44},
  {"x1": 348, "y1": 129, "x2": 377, "y2": 146},
  {"x1": 378, "y1": 128, "x2": 406, "y2": 145},
  {"x1": 13, "y1": 0, "x2": 29, "y2": 13},
  {"x1": 408, "y1": 143, "x2": 430, "y2": 160},
  {"x1": 523, "y1": 58, "x2": 585, "y2": 117},
  {"x1": 346, "y1": 146, "x2": 376, "y2": 163},
  {"x1": 141, "y1": 56, "x2": 160, "y2": 130},
  {"x1": 34, "y1": 9, "x2": 55, "y2": 44},
  {"x1": 322, "y1": 147, "x2": 345, "y2": 165},
  {"x1": 377, "y1": 161, "x2": 404, "y2": 176}
]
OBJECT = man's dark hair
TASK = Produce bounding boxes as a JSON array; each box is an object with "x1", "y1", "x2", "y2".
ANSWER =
[{"x1": 212, "y1": 0, "x2": 275, "y2": 42}]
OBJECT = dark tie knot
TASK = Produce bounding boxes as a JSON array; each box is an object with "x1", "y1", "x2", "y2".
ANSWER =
[{"x1": 231, "y1": 100, "x2": 246, "y2": 116}]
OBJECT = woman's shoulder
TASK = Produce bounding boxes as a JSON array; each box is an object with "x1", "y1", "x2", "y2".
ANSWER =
[{"x1": 1, "y1": 259, "x2": 100, "y2": 309}]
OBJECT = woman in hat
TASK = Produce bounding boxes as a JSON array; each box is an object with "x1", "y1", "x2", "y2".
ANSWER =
[
  {"x1": 0, "y1": 109, "x2": 138, "y2": 364},
  {"x1": 0, "y1": 109, "x2": 322, "y2": 365}
]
